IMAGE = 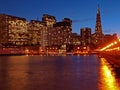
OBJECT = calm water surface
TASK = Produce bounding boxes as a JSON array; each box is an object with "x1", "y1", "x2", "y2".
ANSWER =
[{"x1": 0, "y1": 55, "x2": 120, "y2": 90}]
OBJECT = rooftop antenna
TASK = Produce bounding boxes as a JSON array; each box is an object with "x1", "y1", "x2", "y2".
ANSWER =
[
  {"x1": 97, "y1": 0, "x2": 100, "y2": 14},
  {"x1": 97, "y1": 0, "x2": 100, "y2": 8},
  {"x1": 97, "y1": 0, "x2": 100, "y2": 4}
]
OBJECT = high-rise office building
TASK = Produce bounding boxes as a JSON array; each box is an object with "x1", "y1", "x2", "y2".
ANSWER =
[
  {"x1": 81, "y1": 27, "x2": 91, "y2": 46},
  {"x1": 42, "y1": 14, "x2": 56, "y2": 46},
  {"x1": 92, "y1": 4, "x2": 104, "y2": 48},
  {"x1": 28, "y1": 20, "x2": 44, "y2": 45},
  {"x1": 52, "y1": 18, "x2": 72, "y2": 46}
]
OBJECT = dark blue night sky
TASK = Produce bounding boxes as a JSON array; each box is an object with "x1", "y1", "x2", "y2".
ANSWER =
[{"x1": 0, "y1": 0, "x2": 120, "y2": 36}]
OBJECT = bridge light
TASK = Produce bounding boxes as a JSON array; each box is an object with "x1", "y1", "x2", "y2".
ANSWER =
[
  {"x1": 119, "y1": 38, "x2": 120, "y2": 42},
  {"x1": 114, "y1": 41, "x2": 117, "y2": 44}
]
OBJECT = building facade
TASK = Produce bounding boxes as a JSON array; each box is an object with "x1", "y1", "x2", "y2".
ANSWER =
[
  {"x1": 42, "y1": 14, "x2": 56, "y2": 27},
  {"x1": 42, "y1": 14, "x2": 56, "y2": 46},
  {"x1": 0, "y1": 14, "x2": 28, "y2": 46},
  {"x1": 28, "y1": 20, "x2": 45, "y2": 46},
  {"x1": 72, "y1": 33, "x2": 81, "y2": 45},
  {"x1": 52, "y1": 18, "x2": 72, "y2": 46},
  {"x1": 81, "y1": 27, "x2": 91, "y2": 46}
]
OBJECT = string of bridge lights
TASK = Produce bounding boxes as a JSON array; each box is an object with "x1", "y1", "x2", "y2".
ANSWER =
[{"x1": 100, "y1": 38, "x2": 120, "y2": 51}]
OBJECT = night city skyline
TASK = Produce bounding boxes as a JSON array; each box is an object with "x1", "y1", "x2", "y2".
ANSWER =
[
  {"x1": 1, "y1": 1, "x2": 120, "y2": 89},
  {"x1": 1, "y1": 0, "x2": 120, "y2": 36}
]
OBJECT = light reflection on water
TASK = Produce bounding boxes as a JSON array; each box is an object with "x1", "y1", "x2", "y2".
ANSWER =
[
  {"x1": 99, "y1": 58, "x2": 120, "y2": 90},
  {"x1": 0, "y1": 55, "x2": 120, "y2": 90},
  {"x1": 0, "y1": 56, "x2": 30, "y2": 90}
]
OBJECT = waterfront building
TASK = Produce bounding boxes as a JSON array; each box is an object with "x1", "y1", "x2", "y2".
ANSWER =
[
  {"x1": 0, "y1": 14, "x2": 28, "y2": 46},
  {"x1": 28, "y1": 20, "x2": 42, "y2": 45},
  {"x1": 52, "y1": 18, "x2": 72, "y2": 46},
  {"x1": 40, "y1": 26, "x2": 48, "y2": 48},
  {"x1": 81, "y1": 27, "x2": 91, "y2": 46},
  {"x1": 80, "y1": 27, "x2": 91, "y2": 52},
  {"x1": 72, "y1": 33, "x2": 81, "y2": 45},
  {"x1": 46, "y1": 45, "x2": 60, "y2": 55},
  {"x1": 92, "y1": 4, "x2": 104, "y2": 48},
  {"x1": 28, "y1": 20, "x2": 49, "y2": 53},
  {"x1": 42, "y1": 14, "x2": 56, "y2": 46}
]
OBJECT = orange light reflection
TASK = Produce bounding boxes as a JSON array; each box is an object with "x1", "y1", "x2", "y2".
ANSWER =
[{"x1": 99, "y1": 58, "x2": 119, "y2": 90}]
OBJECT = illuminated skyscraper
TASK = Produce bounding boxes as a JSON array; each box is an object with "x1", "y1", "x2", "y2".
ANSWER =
[
  {"x1": 42, "y1": 14, "x2": 56, "y2": 46},
  {"x1": 92, "y1": 4, "x2": 103, "y2": 48},
  {"x1": 95, "y1": 4, "x2": 103, "y2": 34},
  {"x1": 28, "y1": 20, "x2": 47, "y2": 47},
  {"x1": 52, "y1": 18, "x2": 72, "y2": 46}
]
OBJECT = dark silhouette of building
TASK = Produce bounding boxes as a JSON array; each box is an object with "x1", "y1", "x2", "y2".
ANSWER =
[
  {"x1": 72, "y1": 33, "x2": 81, "y2": 45},
  {"x1": 81, "y1": 27, "x2": 91, "y2": 46}
]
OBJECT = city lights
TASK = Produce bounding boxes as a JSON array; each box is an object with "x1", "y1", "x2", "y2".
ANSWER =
[{"x1": 0, "y1": 3, "x2": 119, "y2": 56}]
